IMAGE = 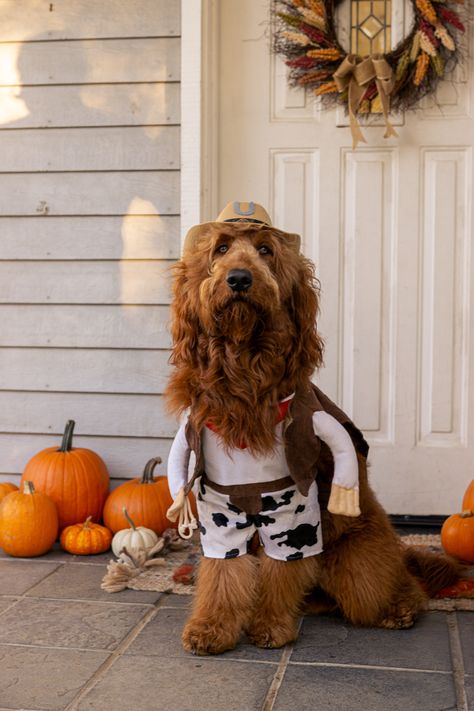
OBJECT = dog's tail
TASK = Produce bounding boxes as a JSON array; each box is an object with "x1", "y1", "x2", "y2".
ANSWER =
[{"x1": 403, "y1": 546, "x2": 462, "y2": 597}]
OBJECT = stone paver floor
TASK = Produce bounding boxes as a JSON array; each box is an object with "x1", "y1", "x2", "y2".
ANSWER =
[{"x1": 0, "y1": 542, "x2": 472, "y2": 711}]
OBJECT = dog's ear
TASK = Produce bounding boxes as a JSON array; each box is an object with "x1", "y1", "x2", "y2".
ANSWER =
[
  {"x1": 169, "y1": 260, "x2": 200, "y2": 365},
  {"x1": 166, "y1": 260, "x2": 201, "y2": 413},
  {"x1": 286, "y1": 256, "x2": 324, "y2": 380}
]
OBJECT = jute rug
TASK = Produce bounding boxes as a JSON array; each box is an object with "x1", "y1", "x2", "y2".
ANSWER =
[
  {"x1": 101, "y1": 533, "x2": 200, "y2": 596},
  {"x1": 101, "y1": 533, "x2": 474, "y2": 610}
]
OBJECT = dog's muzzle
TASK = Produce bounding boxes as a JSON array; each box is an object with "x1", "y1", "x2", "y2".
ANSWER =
[{"x1": 226, "y1": 269, "x2": 253, "y2": 292}]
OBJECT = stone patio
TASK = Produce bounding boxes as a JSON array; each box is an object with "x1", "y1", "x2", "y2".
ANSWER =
[{"x1": 0, "y1": 544, "x2": 471, "y2": 711}]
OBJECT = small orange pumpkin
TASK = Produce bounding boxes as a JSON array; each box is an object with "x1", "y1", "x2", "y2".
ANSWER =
[
  {"x1": 21, "y1": 420, "x2": 109, "y2": 530},
  {"x1": 0, "y1": 481, "x2": 58, "y2": 557},
  {"x1": 60, "y1": 516, "x2": 112, "y2": 555},
  {"x1": 103, "y1": 458, "x2": 196, "y2": 534},
  {"x1": 441, "y1": 510, "x2": 474, "y2": 563},
  {"x1": 462, "y1": 479, "x2": 474, "y2": 512},
  {"x1": 0, "y1": 482, "x2": 18, "y2": 505}
]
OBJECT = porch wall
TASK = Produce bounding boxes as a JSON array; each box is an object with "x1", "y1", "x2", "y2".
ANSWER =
[{"x1": 0, "y1": 0, "x2": 181, "y2": 486}]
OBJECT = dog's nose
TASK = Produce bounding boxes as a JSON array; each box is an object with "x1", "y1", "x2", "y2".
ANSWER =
[{"x1": 226, "y1": 269, "x2": 253, "y2": 292}]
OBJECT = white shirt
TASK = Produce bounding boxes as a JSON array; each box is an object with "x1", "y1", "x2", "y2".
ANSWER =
[{"x1": 167, "y1": 395, "x2": 359, "y2": 500}]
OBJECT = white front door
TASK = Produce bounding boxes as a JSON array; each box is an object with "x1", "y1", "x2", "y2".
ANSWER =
[{"x1": 206, "y1": 0, "x2": 473, "y2": 515}]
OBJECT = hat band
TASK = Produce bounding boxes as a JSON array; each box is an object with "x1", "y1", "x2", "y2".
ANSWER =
[{"x1": 223, "y1": 218, "x2": 267, "y2": 224}]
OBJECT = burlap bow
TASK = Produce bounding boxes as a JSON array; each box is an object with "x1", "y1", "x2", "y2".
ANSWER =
[{"x1": 333, "y1": 54, "x2": 398, "y2": 149}]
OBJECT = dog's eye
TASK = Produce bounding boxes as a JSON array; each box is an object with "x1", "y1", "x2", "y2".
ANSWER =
[
  {"x1": 217, "y1": 244, "x2": 229, "y2": 254},
  {"x1": 258, "y1": 245, "x2": 272, "y2": 256}
]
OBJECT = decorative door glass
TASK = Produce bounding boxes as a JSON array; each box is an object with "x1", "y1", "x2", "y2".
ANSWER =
[{"x1": 350, "y1": 0, "x2": 392, "y2": 55}]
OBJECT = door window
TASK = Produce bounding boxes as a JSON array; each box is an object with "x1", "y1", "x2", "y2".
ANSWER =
[{"x1": 350, "y1": 0, "x2": 392, "y2": 54}]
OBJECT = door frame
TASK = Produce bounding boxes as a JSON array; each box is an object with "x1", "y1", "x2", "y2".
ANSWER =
[{"x1": 180, "y1": 0, "x2": 219, "y2": 243}]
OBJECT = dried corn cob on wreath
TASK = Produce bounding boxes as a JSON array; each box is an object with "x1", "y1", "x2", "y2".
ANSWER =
[{"x1": 274, "y1": 0, "x2": 466, "y2": 116}]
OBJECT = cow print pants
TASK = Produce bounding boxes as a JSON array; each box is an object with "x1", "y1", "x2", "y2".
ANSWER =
[{"x1": 196, "y1": 479, "x2": 323, "y2": 561}]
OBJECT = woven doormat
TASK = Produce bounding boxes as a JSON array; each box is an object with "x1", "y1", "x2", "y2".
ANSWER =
[
  {"x1": 101, "y1": 536, "x2": 200, "y2": 596},
  {"x1": 101, "y1": 533, "x2": 474, "y2": 610}
]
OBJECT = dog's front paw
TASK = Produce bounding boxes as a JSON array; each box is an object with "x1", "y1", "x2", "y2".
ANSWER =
[
  {"x1": 182, "y1": 617, "x2": 239, "y2": 655},
  {"x1": 247, "y1": 617, "x2": 298, "y2": 649}
]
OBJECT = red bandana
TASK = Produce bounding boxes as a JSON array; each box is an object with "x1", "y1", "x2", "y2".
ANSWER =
[{"x1": 205, "y1": 397, "x2": 292, "y2": 449}]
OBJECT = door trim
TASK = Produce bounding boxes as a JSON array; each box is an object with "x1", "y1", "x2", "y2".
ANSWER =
[
  {"x1": 180, "y1": 0, "x2": 219, "y2": 244},
  {"x1": 180, "y1": 0, "x2": 202, "y2": 241}
]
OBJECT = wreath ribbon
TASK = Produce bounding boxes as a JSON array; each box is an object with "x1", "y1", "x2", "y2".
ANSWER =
[{"x1": 333, "y1": 54, "x2": 398, "y2": 149}]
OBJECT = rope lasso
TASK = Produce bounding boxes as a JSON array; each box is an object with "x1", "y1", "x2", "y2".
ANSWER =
[{"x1": 166, "y1": 487, "x2": 198, "y2": 540}]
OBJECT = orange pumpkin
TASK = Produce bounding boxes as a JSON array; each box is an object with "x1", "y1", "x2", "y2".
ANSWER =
[
  {"x1": 462, "y1": 479, "x2": 474, "y2": 512},
  {"x1": 60, "y1": 516, "x2": 112, "y2": 555},
  {"x1": 21, "y1": 420, "x2": 109, "y2": 530},
  {"x1": 0, "y1": 482, "x2": 18, "y2": 505},
  {"x1": 0, "y1": 481, "x2": 58, "y2": 557},
  {"x1": 103, "y1": 457, "x2": 196, "y2": 534},
  {"x1": 441, "y1": 510, "x2": 474, "y2": 563}
]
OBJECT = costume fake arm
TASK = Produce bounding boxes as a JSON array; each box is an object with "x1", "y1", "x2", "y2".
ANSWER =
[
  {"x1": 166, "y1": 419, "x2": 197, "y2": 539},
  {"x1": 167, "y1": 420, "x2": 191, "y2": 499},
  {"x1": 312, "y1": 411, "x2": 361, "y2": 517}
]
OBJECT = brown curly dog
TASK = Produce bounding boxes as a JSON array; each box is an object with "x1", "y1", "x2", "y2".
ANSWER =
[{"x1": 166, "y1": 218, "x2": 459, "y2": 656}]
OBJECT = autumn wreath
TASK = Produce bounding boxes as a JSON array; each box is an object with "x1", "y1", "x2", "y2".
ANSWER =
[{"x1": 274, "y1": 0, "x2": 466, "y2": 146}]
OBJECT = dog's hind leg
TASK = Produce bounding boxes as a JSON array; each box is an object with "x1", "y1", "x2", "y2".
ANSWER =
[
  {"x1": 247, "y1": 552, "x2": 319, "y2": 648},
  {"x1": 318, "y1": 529, "x2": 426, "y2": 629},
  {"x1": 182, "y1": 554, "x2": 258, "y2": 655}
]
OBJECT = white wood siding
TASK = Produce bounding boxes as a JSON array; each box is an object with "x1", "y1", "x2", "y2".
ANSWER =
[{"x1": 0, "y1": 0, "x2": 180, "y2": 486}]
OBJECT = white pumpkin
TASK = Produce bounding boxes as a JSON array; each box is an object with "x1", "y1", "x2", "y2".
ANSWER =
[{"x1": 111, "y1": 508, "x2": 159, "y2": 557}]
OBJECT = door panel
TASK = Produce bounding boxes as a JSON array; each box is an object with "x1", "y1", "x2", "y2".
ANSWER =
[{"x1": 215, "y1": 0, "x2": 474, "y2": 514}]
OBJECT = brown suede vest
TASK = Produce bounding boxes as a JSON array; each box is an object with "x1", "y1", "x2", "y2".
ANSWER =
[{"x1": 184, "y1": 381, "x2": 369, "y2": 514}]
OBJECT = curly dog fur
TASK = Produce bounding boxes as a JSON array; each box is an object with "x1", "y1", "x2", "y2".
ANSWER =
[{"x1": 166, "y1": 221, "x2": 459, "y2": 655}]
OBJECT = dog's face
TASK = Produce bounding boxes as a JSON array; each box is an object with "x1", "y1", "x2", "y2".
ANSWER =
[
  {"x1": 167, "y1": 221, "x2": 324, "y2": 437},
  {"x1": 179, "y1": 223, "x2": 304, "y2": 340}
]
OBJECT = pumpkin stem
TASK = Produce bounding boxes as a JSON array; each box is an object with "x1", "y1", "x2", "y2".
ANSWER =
[
  {"x1": 460, "y1": 510, "x2": 473, "y2": 518},
  {"x1": 83, "y1": 516, "x2": 93, "y2": 528},
  {"x1": 59, "y1": 420, "x2": 76, "y2": 452},
  {"x1": 23, "y1": 480, "x2": 35, "y2": 495},
  {"x1": 122, "y1": 507, "x2": 137, "y2": 530},
  {"x1": 141, "y1": 457, "x2": 162, "y2": 484}
]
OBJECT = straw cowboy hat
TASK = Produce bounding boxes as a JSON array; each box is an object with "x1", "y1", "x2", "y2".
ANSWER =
[
  {"x1": 183, "y1": 201, "x2": 301, "y2": 255},
  {"x1": 215, "y1": 201, "x2": 272, "y2": 224}
]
